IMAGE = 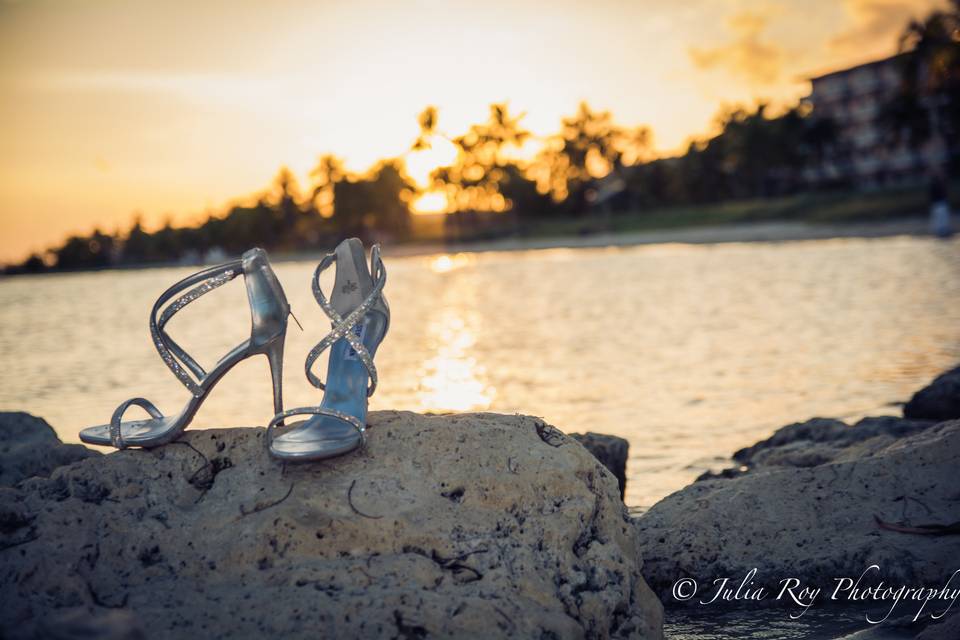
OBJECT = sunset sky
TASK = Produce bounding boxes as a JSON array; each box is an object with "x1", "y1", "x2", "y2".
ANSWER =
[{"x1": 0, "y1": 0, "x2": 947, "y2": 262}]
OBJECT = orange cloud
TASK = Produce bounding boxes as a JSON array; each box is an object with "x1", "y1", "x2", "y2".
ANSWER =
[
  {"x1": 830, "y1": 0, "x2": 947, "y2": 55},
  {"x1": 689, "y1": 10, "x2": 784, "y2": 85}
]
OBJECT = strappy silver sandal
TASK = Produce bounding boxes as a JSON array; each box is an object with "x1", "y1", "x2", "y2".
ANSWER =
[
  {"x1": 267, "y1": 238, "x2": 389, "y2": 461},
  {"x1": 80, "y1": 248, "x2": 294, "y2": 449}
]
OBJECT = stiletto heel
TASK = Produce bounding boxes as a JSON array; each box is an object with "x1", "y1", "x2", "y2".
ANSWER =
[
  {"x1": 265, "y1": 334, "x2": 285, "y2": 420},
  {"x1": 267, "y1": 238, "x2": 390, "y2": 461},
  {"x1": 80, "y1": 248, "x2": 291, "y2": 449}
]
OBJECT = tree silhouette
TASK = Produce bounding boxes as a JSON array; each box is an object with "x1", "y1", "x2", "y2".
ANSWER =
[
  {"x1": 122, "y1": 216, "x2": 153, "y2": 263},
  {"x1": 882, "y1": 0, "x2": 959, "y2": 159},
  {"x1": 6, "y1": 0, "x2": 953, "y2": 279},
  {"x1": 412, "y1": 106, "x2": 439, "y2": 151},
  {"x1": 331, "y1": 159, "x2": 415, "y2": 242},
  {"x1": 535, "y1": 102, "x2": 652, "y2": 212},
  {"x1": 53, "y1": 229, "x2": 114, "y2": 270},
  {"x1": 426, "y1": 103, "x2": 534, "y2": 214},
  {"x1": 270, "y1": 166, "x2": 304, "y2": 231}
]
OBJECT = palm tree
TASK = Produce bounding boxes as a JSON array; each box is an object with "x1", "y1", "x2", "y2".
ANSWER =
[
  {"x1": 535, "y1": 102, "x2": 652, "y2": 214},
  {"x1": 427, "y1": 103, "x2": 532, "y2": 215},
  {"x1": 888, "y1": 1, "x2": 960, "y2": 167}
]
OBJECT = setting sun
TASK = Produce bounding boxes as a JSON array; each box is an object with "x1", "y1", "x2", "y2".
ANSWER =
[{"x1": 412, "y1": 191, "x2": 448, "y2": 214}]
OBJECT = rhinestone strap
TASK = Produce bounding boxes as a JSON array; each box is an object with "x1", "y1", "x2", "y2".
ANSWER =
[
  {"x1": 304, "y1": 247, "x2": 386, "y2": 397},
  {"x1": 158, "y1": 271, "x2": 237, "y2": 328},
  {"x1": 266, "y1": 407, "x2": 367, "y2": 448},
  {"x1": 149, "y1": 261, "x2": 243, "y2": 396},
  {"x1": 110, "y1": 397, "x2": 163, "y2": 449}
]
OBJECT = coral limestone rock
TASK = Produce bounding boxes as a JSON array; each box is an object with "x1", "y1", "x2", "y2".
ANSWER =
[{"x1": 0, "y1": 411, "x2": 663, "y2": 639}]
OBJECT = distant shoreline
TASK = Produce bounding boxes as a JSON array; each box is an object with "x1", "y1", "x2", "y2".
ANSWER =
[
  {"x1": 1, "y1": 217, "x2": 942, "y2": 277},
  {"x1": 381, "y1": 217, "x2": 937, "y2": 259}
]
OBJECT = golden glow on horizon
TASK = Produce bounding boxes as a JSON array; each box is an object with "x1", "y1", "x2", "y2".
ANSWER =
[
  {"x1": 0, "y1": 0, "x2": 948, "y2": 262},
  {"x1": 405, "y1": 137, "x2": 459, "y2": 186},
  {"x1": 406, "y1": 136, "x2": 459, "y2": 214},
  {"x1": 413, "y1": 191, "x2": 449, "y2": 215}
]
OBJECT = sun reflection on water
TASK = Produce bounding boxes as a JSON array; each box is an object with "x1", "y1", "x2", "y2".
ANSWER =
[
  {"x1": 428, "y1": 252, "x2": 475, "y2": 274},
  {"x1": 416, "y1": 258, "x2": 494, "y2": 412},
  {"x1": 2, "y1": 238, "x2": 959, "y2": 509}
]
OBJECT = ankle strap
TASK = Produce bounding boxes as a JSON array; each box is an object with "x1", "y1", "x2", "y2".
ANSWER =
[{"x1": 150, "y1": 260, "x2": 242, "y2": 396}]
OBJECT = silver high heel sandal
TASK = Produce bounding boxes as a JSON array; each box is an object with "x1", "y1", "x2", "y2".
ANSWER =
[
  {"x1": 267, "y1": 238, "x2": 389, "y2": 461},
  {"x1": 80, "y1": 248, "x2": 293, "y2": 450}
]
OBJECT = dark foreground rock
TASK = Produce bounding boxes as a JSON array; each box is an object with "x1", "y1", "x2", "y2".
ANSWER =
[
  {"x1": 904, "y1": 365, "x2": 960, "y2": 421},
  {"x1": 637, "y1": 416, "x2": 959, "y2": 613},
  {"x1": 0, "y1": 412, "x2": 99, "y2": 487},
  {"x1": 569, "y1": 433, "x2": 629, "y2": 499},
  {"x1": 0, "y1": 411, "x2": 663, "y2": 640},
  {"x1": 837, "y1": 609, "x2": 960, "y2": 640},
  {"x1": 916, "y1": 612, "x2": 960, "y2": 640}
]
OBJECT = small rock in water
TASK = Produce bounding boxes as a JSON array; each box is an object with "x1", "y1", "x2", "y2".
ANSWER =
[
  {"x1": 570, "y1": 431, "x2": 629, "y2": 499},
  {"x1": 903, "y1": 365, "x2": 960, "y2": 421}
]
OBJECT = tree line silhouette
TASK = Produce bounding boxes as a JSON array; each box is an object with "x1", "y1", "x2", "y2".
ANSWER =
[{"x1": 6, "y1": 1, "x2": 957, "y2": 274}]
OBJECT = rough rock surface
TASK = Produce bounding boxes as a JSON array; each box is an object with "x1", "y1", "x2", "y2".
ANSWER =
[
  {"x1": 0, "y1": 411, "x2": 663, "y2": 639},
  {"x1": 903, "y1": 365, "x2": 960, "y2": 421},
  {"x1": 569, "y1": 433, "x2": 629, "y2": 499},
  {"x1": 0, "y1": 412, "x2": 99, "y2": 487},
  {"x1": 637, "y1": 417, "x2": 959, "y2": 605}
]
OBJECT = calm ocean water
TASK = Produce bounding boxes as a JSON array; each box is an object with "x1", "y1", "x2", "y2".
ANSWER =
[{"x1": 1, "y1": 235, "x2": 958, "y2": 509}]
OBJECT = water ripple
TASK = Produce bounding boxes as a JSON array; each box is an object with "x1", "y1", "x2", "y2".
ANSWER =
[{"x1": 1, "y1": 235, "x2": 958, "y2": 507}]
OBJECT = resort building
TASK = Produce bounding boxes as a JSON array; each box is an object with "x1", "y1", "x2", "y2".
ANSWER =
[{"x1": 804, "y1": 53, "x2": 953, "y2": 188}]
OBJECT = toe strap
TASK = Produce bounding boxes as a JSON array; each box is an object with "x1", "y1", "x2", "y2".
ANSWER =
[
  {"x1": 266, "y1": 407, "x2": 366, "y2": 447},
  {"x1": 110, "y1": 397, "x2": 163, "y2": 449}
]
